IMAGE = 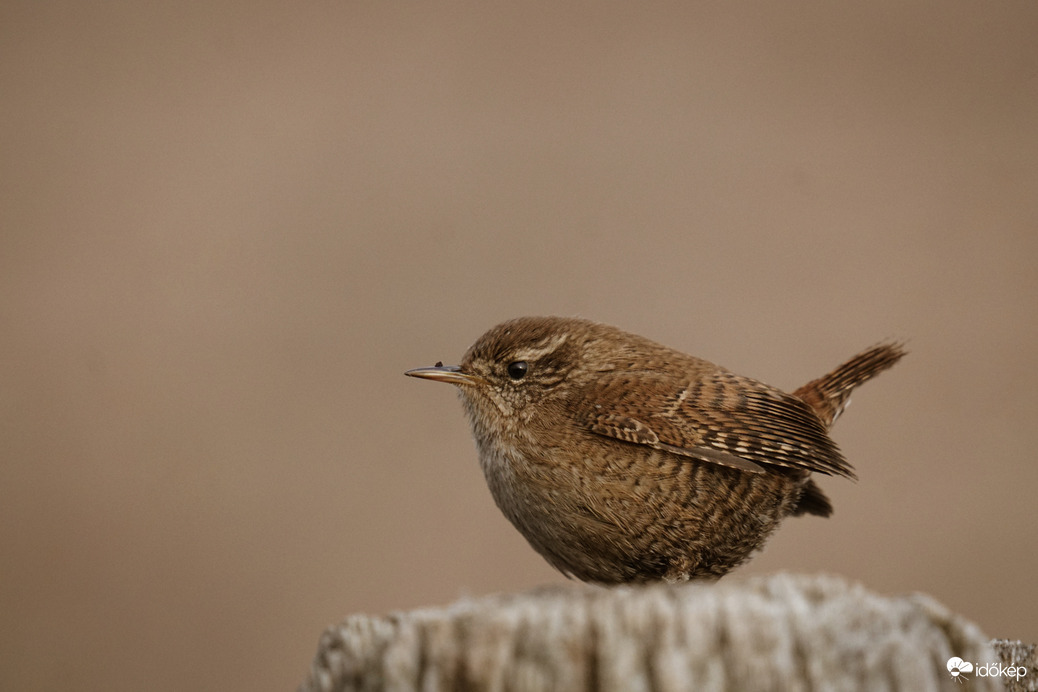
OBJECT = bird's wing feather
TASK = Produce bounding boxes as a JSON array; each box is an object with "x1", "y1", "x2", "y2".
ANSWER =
[{"x1": 578, "y1": 370, "x2": 855, "y2": 478}]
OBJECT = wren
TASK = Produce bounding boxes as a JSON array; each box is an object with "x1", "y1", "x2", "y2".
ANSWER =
[{"x1": 406, "y1": 317, "x2": 905, "y2": 583}]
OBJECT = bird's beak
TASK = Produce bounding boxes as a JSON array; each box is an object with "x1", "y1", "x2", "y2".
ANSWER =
[{"x1": 405, "y1": 364, "x2": 482, "y2": 386}]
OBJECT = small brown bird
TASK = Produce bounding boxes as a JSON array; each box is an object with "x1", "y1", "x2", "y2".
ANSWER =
[{"x1": 406, "y1": 317, "x2": 905, "y2": 583}]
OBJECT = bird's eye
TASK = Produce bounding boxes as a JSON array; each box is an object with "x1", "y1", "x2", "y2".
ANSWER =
[{"x1": 507, "y1": 361, "x2": 528, "y2": 380}]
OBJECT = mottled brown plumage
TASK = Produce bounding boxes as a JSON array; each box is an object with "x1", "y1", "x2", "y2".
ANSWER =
[{"x1": 406, "y1": 317, "x2": 905, "y2": 583}]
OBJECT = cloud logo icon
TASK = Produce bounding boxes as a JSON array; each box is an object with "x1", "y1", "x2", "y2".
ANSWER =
[{"x1": 947, "y1": 657, "x2": 974, "y2": 681}]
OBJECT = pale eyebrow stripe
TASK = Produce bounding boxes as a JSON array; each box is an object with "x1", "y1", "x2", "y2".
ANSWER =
[{"x1": 510, "y1": 333, "x2": 569, "y2": 362}]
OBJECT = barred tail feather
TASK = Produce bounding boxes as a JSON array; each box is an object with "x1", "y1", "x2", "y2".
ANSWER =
[{"x1": 793, "y1": 342, "x2": 907, "y2": 429}]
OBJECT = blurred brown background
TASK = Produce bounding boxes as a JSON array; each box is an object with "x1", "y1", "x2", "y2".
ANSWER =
[{"x1": 2, "y1": 2, "x2": 1036, "y2": 690}]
